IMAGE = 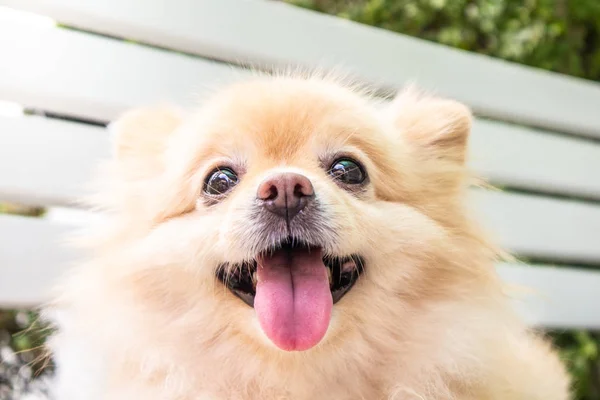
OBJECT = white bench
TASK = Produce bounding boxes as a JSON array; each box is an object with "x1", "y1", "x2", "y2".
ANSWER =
[{"x1": 0, "y1": 0, "x2": 599, "y2": 330}]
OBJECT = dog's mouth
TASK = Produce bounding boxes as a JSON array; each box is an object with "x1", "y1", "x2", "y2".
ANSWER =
[
  {"x1": 216, "y1": 238, "x2": 364, "y2": 351},
  {"x1": 216, "y1": 239, "x2": 364, "y2": 308}
]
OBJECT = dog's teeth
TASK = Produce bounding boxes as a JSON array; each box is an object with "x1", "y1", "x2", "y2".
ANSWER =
[
  {"x1": 327, "y1": 267, "x2": 332, "y2": 285},
  {"x1": 252, "y1": 271, "x2": 257, "y2": 289}
]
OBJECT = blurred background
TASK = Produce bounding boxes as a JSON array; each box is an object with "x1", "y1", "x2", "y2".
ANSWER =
[
  {"x1": 288, "y1": 0, "x2": 600, "y2": 81},
  {"x1": 0, "y1": 0, "x2": 599, "y2": 399}
]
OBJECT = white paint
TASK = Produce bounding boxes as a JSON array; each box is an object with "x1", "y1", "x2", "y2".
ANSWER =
[
  {"x1": 0, "y1": 5, "x2": 55, "y2": 29},
  {"x1": 0, "y1": 100, "x2": 23, "y2": 117}
]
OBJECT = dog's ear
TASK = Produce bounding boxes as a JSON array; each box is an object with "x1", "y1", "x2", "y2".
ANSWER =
[
  {"x1": 386, "y1": 86, "x2": 472, "y2": 165},
  {"x1": 108, "y1": 105, "x2": 184, "y2": 181}
]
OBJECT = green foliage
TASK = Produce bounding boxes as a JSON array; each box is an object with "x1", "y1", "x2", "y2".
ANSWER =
[
  {"x1": 0, "y1": 310, "x2": 53, "y2": 374},
  {"x1": 285, "y1": 0, "x2": 600, "y2": 81},
  {"x1": 552, "y1": 331, "x2": 600, "y2": 400}
]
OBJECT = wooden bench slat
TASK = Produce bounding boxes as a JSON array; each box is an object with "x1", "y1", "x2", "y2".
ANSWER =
[
  {"x1": 2, "y1": 214, "x2": 598, "y2": 328},
  {"x1": 3, "y1": 108, "x2": 600, "y2": 206},
  {"x1": 0, "y1": 116, "x2": 108, "y2": 206},
  {"x1": 469, "y1": 119, "x2": 600, "y2": 201},
  {"x1": 4, "y1": 0, "x2": 600, "y2": 138},
  {"x1": 472, "y1": 190, "x2": 600, "y2": 265},
  {"x1": 0, "y1": 22, "x2": 248, "y2": 122},
  {"x1": 497, "y1": 263, "x2": 600, "y2": 329},
  {"x1": 0, "y1": 215, "x2": 74, "y2": 307}
]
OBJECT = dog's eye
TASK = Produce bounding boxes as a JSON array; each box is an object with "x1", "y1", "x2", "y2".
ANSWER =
[
  {"x1": 204, "y1": 168, "x2": 238, "y2": 196},
  {"x1": 329, "y1": 158, "x2": 366, "y2": 185}
]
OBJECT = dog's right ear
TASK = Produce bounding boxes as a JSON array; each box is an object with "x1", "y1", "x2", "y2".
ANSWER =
[
  {"x1": 386, "y1": 86, "x2": 472, "y2": 166},
  {"x1": 107, "y1": 105, "x2": 184, "y2": 181}
]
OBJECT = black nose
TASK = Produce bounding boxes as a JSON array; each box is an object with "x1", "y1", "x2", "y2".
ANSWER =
[{"x1": 257, "y1": 172, "x2": 315, "y2": 220}]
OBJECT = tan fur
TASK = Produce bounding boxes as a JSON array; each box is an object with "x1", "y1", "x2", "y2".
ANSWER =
[{"x1": 47, "y1": 74, "x2": 571, "y2": 400}]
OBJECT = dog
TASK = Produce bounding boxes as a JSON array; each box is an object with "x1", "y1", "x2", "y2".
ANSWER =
[{"x1": 45, "y1": 73, "x2": 571, "y2": 399}]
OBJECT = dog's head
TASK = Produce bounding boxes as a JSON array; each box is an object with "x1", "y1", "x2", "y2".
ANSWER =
[{"x1": 94, "y1": 75, "x2": 494, "y2": 355}]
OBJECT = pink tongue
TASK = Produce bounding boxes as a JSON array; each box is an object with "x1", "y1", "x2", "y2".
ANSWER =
[{"x1": 255, "y1": 248, "x2": 332, "y2": 351}]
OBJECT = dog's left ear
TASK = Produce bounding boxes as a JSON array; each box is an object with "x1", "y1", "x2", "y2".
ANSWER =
[
  {"x1": 101, "y1": 105, "x2": 195, "y2": 219},
  {"x1": 386, "y1": 87, "x2": 472, "y2": 165},
  {"x1": 108, "y1": 105, "x2": 185, "y2": 181}
]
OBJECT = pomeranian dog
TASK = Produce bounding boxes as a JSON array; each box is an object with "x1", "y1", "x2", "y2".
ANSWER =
[{"x1": 45, "y1": 73, "x2": 570, "y2": 399}]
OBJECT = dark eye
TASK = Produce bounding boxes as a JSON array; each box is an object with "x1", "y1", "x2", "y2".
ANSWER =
[
  {"x1": 204, "y1": 168, "x2": 238, "y2": 196},
  {"x1": 329, "y1": 158, "x2": 366, "y2": 185}
]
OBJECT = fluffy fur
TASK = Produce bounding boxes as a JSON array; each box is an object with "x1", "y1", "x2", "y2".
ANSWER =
[{"x1": 46, "y1": 73, "x2": 570, "y2": 399}]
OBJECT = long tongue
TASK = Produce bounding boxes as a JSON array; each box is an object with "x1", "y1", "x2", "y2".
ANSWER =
[{"x1": 255, "y1": 247, "x2": 332, "y2": 351}]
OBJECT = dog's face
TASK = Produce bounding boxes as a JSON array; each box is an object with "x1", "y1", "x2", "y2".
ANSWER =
[{"x1": 101, "y1": 76, "x2": 479, "y2": 355}]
